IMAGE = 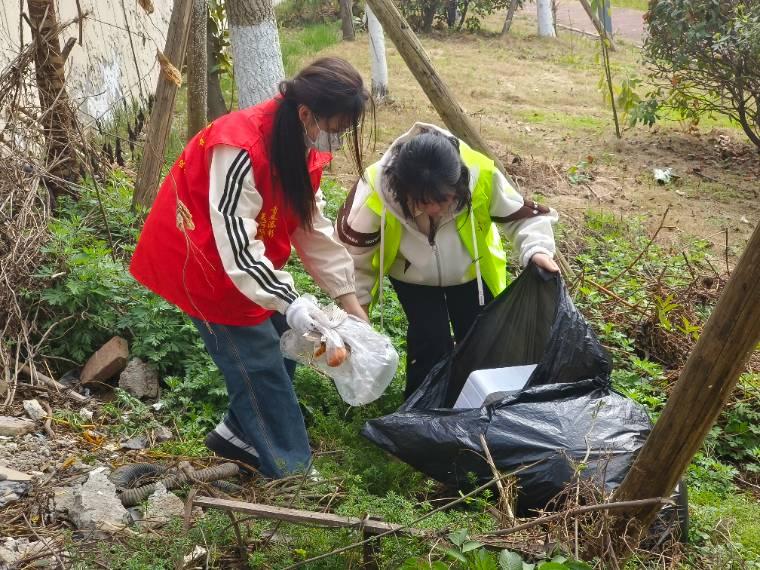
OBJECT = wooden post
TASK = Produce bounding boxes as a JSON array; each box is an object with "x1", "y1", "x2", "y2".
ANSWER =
[
  {"x1": 27, "y1": 0, "x2": 81, "y2": 200},
  {"x1": 613, "y1": 222, "x2": 760, "y2": 528},
  {"x1": 363, "y1": 0, "x2": 576, "y2": 278},
  {"x1": 132, "y1": 0, "x2": 194, "y2": 209},
  {"x1": 364, "y1": 0, "x2": 505, "y2": 174},
  {"x1": 187, "y1": 0, "x2": 208, "y2": 141},
  {"x1": 578, "y1": 0, "x2": 616, "y2": 51}
]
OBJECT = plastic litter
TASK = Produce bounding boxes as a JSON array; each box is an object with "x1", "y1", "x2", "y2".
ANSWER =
[
  {"x1": 453, "y1": 364, "x2": 536, "y2": 408},
  {"x1": 281, "y1": 297, "x2": 399, "y2": 406},
  {"x1": 362, "y1": 264, "x2": 688, "y2": 536},
  {"x1": 653, "y1": 167, "x2": 676, "y2": 184}
]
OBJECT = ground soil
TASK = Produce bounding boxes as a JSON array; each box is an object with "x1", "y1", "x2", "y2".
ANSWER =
[{"x1": 317, "y1": 13, "x2": 759, "y2": 264}]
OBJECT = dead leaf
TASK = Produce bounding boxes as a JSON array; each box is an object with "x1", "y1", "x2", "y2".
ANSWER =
[
  {"x1": 138, "y1": 0, "x2": 154, "y2": 14},
  {"x1": 157, "y1": 51, "x2": 182, "y2": 87}
]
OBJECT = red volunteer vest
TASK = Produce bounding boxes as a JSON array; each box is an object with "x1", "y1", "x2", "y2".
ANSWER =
[{"x1": 129, "y1": 98, "x2": 332, "y2": 325}]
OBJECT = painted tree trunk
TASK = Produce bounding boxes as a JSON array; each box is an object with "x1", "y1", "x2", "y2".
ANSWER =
[
  {"x1": 366, "y1": 4, "x2": 388, "y2": 99},
  {"x1": 227, "y1": 0, "x2": 284, "y2": 109},
  {"x1": 187, "y1": 0, "x2": 208, "y2": 140},
  {"x1": 536, "y1": 0, "x2": 556, "y2": 37},
  {"x1": 340, "y1": 0, "x2": 355, "y2": 40}
]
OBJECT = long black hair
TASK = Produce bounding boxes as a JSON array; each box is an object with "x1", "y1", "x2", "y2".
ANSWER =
[
  {"x1": 271, "y1": 57, "x2": 372, "y2": 229},
  {"x1": 384, "y1": 131, "x2": 471, "y2": 220}
]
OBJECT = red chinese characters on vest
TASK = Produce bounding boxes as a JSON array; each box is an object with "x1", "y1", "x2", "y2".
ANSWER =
[{"x1": 130, "y1": 98, "x2": 332, "y2": 326}]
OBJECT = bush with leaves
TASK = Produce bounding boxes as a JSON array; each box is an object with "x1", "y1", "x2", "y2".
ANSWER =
[
  {"x1": 641, "y1": 0, "x2": 760, "y2": 148},
  {"x1": 397, "y1": 0, "x2": 516, "y2": 33}
]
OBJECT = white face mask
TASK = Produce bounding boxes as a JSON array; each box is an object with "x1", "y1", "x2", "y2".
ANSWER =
[{"x1": 304, "y1": 119, "x2": 344, "y2": 152}]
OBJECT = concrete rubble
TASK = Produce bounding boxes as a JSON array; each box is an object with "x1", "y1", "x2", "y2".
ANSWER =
[
  {"x1": 118, "y1": 357, "x2": 159, "y2": 399},
  {"x1": 138, "y1": 483, "x2": 184, "y2": 529},
  {"x1": 22, "y1": 399, "x2": 47, "y2": 422}
]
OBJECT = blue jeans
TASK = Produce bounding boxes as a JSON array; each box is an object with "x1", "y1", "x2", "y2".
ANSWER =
[{"x1": 191, "y1": 315, "x2": 311, "y2": 478}]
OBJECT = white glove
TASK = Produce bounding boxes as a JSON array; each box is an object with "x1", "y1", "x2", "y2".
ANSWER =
[{"x1": 286, "y1": 296, "x2": 327, "y2": 336}]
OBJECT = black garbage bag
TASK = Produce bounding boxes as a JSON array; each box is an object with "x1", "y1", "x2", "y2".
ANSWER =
[{"x1": 362, "y1": 265, "x2": 678, "y2": 522}]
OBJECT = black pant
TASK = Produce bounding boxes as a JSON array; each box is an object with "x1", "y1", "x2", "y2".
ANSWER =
[{"x1": 390, "y1": 277, "x2": 494, "y2": 398}]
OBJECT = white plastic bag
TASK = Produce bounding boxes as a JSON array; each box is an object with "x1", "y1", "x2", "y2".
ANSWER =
[{"x1": 280, "y1": 297, "x2": 398, "y2": 406}]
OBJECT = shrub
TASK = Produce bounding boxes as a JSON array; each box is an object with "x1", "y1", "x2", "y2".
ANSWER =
[{"x1": 642, "y1": 0, "x2": 760, "y2": 148}]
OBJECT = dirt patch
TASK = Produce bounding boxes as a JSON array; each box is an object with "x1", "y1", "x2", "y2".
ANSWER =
[{"x1": 316, "y1": 15, "x2": 758, "y2": 262}]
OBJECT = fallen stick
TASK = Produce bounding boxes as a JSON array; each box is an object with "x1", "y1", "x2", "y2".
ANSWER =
[
  {"x1": 20, "y1": 365, "x2": 87, "y2": 403},
  {"x1": 194, "y1": 497, "x2": 427, "y2": 537},
  {"x1": 482, "y1": 497, "x2": 673, "y2": 538}
]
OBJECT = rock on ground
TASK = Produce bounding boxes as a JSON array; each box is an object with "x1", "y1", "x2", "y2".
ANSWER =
[
  {"x1": 22, "y1": 400, "x2": 47, "y2": 422},
  {"x1": 139, "y1": 483, "x2": 184, "y2": 529},
  {"x1": 118, "y1": 358, "x2": 159, "y2": 399},
  {"x1": 70, "y1": 468, "x2": 130, "y2": 534},
  {"x1": 0, "y1": 416, "x2": 35, "y2": 437},
  {"x1": 80, "y1": 336, "x2": 129, "y2": 385}
]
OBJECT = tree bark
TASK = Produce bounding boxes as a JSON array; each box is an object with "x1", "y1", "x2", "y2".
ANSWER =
[
  {"x1": 340, "y1": 0, "x2": 355, "y2": 40},
  {"x1": 132, "y1": 0, "x2": 194, "y2": 209},
  {"x1": 227, "y1": 0, "x2": 285, "y2": 109},
  {"x1": 536, "y1": 0, "x2": 556, "y2": 37},
  {"x1": 421, "y1": 0, "x2": 440, "y2": 33},
  {"x1": 188, "y1": 0, "x2": 208, "y2": 141},
  {"x1": 27, "y1": 0, "x2": 80, "y2": 200},
  {"x1": 501, "y1": 0, "x2": 519, "y2": 36},
  {"x1": 206, "y1": 12, "x2": 228, "y2": 121},
  {"x1": 366, "y1": 4, "x2": 388, "y2": 100},
  {"x1": 613, "y1": 221, "x2": 760, "y2": 531}
]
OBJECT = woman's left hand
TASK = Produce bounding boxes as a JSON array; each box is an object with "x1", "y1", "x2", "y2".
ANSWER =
[{"x1": 531, "y1": 252, "x2": 560, "y2": 273}]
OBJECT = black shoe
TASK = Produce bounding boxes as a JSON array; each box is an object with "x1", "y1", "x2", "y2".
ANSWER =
[{"x1": 205, "y1": 427, "x2": 261, "y2": 472}]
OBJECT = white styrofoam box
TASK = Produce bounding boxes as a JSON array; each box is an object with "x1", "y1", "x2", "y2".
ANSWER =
[{"x1": 454, "y1": 364, "x2": 537, "y2": 408}]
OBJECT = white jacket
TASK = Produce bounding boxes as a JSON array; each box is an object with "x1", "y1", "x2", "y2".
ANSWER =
[
  {"x1": 209, "y1": 145, "x2": 356, "y2": 314},
  {"x1": 336, "y1": 123, "x2": 558, "y2": 305}
]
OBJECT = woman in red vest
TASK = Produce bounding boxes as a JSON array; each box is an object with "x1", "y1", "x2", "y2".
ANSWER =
[{"x1": 130, "y1": 58, "x2": 371, "y2": 478}]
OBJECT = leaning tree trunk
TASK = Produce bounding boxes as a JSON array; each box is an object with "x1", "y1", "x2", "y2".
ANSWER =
[
  {"x1": 366, "y1": 4, "x2": 388, "y2": 99},
  {"x1": 227, "y1": 0, "x2": 285, "y2": 109},
  {"x1": 501, "y1": 0, "x2": 519, "y2": 35},
  {"x1": 27, "y1": 0, "x2": 80, "y2": 200},
  {"x1": 340, "y1": 0, "x2": 355, "y2": 40},
  {"x1": 187, "y1": 0, "x2": 208, "y2": 140},
  {"x1": 206, "y1": 11, "x2": 228, "y2": 121},
  {"x1": 536, "y1": 0, "x2": 556, "y2": 37}
]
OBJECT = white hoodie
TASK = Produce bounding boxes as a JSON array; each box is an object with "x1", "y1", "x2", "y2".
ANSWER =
[{"x1": 336, "y1": 123, "x2": 558, "y2": 305}]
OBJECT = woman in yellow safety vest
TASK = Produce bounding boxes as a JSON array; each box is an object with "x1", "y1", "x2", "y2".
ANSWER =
[{"x1": 336, "y1": 123, "x2": 560, "y2": 397}]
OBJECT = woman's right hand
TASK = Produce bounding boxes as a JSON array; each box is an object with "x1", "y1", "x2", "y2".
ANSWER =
[{"x1": 336, "y1": 293, "x2": 369, "y2": 323}]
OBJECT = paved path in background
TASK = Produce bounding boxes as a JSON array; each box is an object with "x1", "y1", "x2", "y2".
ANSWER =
[{"x1": 519, "y1": 1, "x2": 646, "y2": 46}]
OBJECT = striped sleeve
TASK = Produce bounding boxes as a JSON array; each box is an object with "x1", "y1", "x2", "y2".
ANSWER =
[{"x1": 208, "y1": 144, "x2": 298, "y2": 314}]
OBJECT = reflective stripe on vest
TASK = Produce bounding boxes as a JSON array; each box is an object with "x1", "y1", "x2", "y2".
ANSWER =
[{"x1": 364, "y1": 140, "x2": 508, "y2": 306}]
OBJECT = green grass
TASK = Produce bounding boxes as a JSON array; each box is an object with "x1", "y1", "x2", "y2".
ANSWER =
[
  {"x1": 690, "y1": 489, "x2": 760, "y2": 563},
  {"x1": 516, "y1": 108, "x2": 607, "y2": 131},
  {"x1": 612, "y1": 0, "x2": 648, "y2": 11},
  {"x1": 280, "y1": 22, "x2": 342, "y2": 76}
]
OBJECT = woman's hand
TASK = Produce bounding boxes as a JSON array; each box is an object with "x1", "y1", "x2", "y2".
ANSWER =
[
  {"x1": 336, "y1": 293, "x2": 370, "y2": 322},
  {"x1": 531, "y1": 252, "x2": 560, "y2": 273}
]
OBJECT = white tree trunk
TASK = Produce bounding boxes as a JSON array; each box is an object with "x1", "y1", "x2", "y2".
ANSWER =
[
  {"x1": 227, "y1": 0, "x2": 285, "y2": 108},
  {"x1": 536, "y1": 0, "x2": 556, "y2": 37},
  {"x1": 366, "y1": 4, "x2": 388, "y2": 99}
]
